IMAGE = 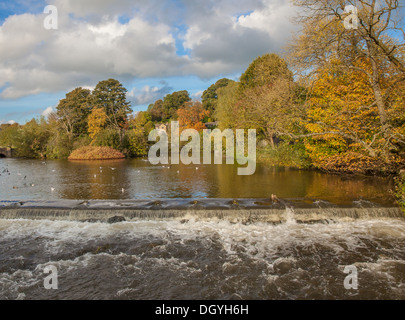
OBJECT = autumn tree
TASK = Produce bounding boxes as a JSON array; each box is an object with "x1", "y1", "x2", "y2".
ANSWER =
[
  {"x1": 177, "y1": 101, "x2": 209, "y2": 131},
  {"x1": 300, "y1": 59, "x2": 405, "y2": 173},
  {"x1": 214, "y1": 82, "x2": 240, "y2": 130},
  {"x1": 304, "y1": 61, "x2": 379, "y2": 160},
  {"x1": 237, "y1": 78, "x2": 303, "y2": 148},
  {"x1": 289, "y1": 0, "x2": 405, "y2": 160},
  {"x1": 88, "y1": 107, "x2": 107, "y2": 142},
  {"x1": 147, "y1": 91, "x2": 191, "y2": 121},
  {"x1": 221, "y1": 54, "x2": 301, "y2": 147},
  {"x1": 91, "y1": 79, "x2": 132, "y2": 144},
  {"x1": 56, "y1": 87, "x2": 92, "y2": 139},
  {"x1": 240, "y1": 53, "x2": 293, "y2": 90},
  {"x1": 130, "y1": 111, "x2": 151, "y2": 130}
]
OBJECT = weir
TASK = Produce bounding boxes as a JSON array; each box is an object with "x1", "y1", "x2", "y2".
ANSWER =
[{"x1": 0, "y1": 199, "x2": 403, "y2": 223}]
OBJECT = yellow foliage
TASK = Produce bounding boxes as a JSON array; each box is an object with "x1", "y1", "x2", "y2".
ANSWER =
[{"x1": 88, "y1": 107, "x2": 107, "y2": 141}]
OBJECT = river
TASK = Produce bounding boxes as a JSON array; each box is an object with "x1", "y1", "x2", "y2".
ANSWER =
[
  {"x1": 0, "y1": 158, "x2": 404, "y2": 300},
  {"x1": 0, "y1": 158, "x2": 396, "y2": 204}
]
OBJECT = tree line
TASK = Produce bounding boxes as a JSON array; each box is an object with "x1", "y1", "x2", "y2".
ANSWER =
[{"x1": 0, "y1": 0, "x2": 404, "y2": 177}]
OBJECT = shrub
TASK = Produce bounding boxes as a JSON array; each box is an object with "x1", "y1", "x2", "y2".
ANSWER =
[
  {"x1": 92, "y1": 128, "x2": 121, "y2": 150},
  {"x1": 257, "y1": 142, "x2": 311, "y2": 168},
  {"x1": 14, "y1": 118, "x2": 51, "y2": 159},
  {"x1": 46, "y1": 133, "x2": 73, "y2": 159},
  {"x1": 126, "y1": 129, "x2": 148, "y2": 157},
  {"x1": 68, "y1": 146, "x2": 125, "y2": 160},
  {"x1": 73, "y1": 135, "x2": 92, "y2": 150}
]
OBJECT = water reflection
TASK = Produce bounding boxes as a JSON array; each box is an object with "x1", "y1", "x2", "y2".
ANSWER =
[
  {"x1": 58, "y1": 160, "x2": 130, "y2": 199},
  {"x1": 0, "y1": 158, "x2": 396, "y2": 205}
]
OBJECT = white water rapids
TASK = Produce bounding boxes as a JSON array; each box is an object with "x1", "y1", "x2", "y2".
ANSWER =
[{"x1": 0, "y1": 213, "x2": 404, "y2": 300}]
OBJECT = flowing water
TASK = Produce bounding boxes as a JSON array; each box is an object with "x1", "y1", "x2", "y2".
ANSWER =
[
  {"x1": 0, "y1": 158, "x2": 404, "y2": 300},
  {"x1": 0, "y1": 218, "x2": 404, "y2": 300}
]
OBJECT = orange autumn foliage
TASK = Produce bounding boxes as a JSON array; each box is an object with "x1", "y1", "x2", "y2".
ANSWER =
[
  {"x1": 304, "y1": 59, "x2": 405, "y2": 174},
  {"x1": 177, "y1": 101, "x2": 209, "y2": 132}
]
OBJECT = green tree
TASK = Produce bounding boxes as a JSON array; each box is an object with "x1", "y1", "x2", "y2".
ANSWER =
[
  {"x1": 162, "y1": 90, "x2": 191, "y2": 120},
  {"x1": 93, "y1": 128, "x2": 121, "y2": 150},
  {"x1": 239, "y1": 53, "x2": 293, "y2": 91},
  {"x1": 214, "y1": 82, "x2": 240, "y2": 129},
  {"x1": 202, "y1": 78, "x2": 235, "y2": 116},
  {"x1": 126, "y1": 128, "x2": 148, "y2": 157},
  {"x1": 91, "y1": 79, "x2": 132, "y2": 143},
  {"x1": 131, "y1": 111, "x2": 151, "y2": 129},
  {"x1": 237, "y1": 77, "x2": 302, "y2": 148},
  {"x1": 0, "y1": 123, "x2": 19, "y2": 148},
  {"x1": 144, "y1": 121, "x2": 154, "y2": 134},
  {"x1": 46, "y1": 132, "x2": 73, "y2": 159},
  {"x1": 224, "y1": 54, "x2": 301, "y2": 147},
  {"x1": 15, "y1": 118, "x2": 51, "y2": 159},
  {"x1": 148, "y1": 100, "x2": 164, "y2": 122},
  {"x1": 46, "y1": 112, "x2": 74, "y2": 159},
  {"x1": 56, "y1": 87, "x2": 91, "y2": 139}
]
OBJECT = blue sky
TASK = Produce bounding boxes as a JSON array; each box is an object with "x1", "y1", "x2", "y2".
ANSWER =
[{"x1": 0, "y1": 0, "x2": 297, "y2": 123}]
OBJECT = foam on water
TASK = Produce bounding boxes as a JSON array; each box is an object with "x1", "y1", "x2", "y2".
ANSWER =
[
  {"x1": 1, "y1": 218, "x2": 405, "y2": 258},
  {"x1": 0, "y1": 216, "x2": 404, "y2": 299},
  {"x1": 284, "y1": 207, "x2": 297, "y2": 224}
]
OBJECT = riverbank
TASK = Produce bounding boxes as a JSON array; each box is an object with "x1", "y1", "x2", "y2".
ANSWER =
[
  {"x1": 257, "y1": 144, "x2": 405, "y2": 175},
  {"x1": 257, "y1": 143, "x2": 311, "y2": 169}
]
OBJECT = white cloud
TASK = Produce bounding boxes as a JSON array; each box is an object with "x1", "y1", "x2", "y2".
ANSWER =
[
  {"x1": 0, "y1": 0, "x2": 297, "y2": 99},
  {"x1": 182, "y1": 0, "x2": 297, "y2": 77},
  {"x1": 183, "y1": 26, "x2": 212, "y2": 50},
  {"x1": 128, "y1": 81, "x2": 173, "y2": 106},
  {"x1": 42, "y1": 106, "x2": 54, "y2": 117},
  {"x1": 0, "y1": 9, "x2": 185, "y2": 99},
  {"x1": 192, "y1": 90, "x2": 204, "y2": 100},
  {"x1": 237, "y1": 0, "x2": 296, "y2": 36}
]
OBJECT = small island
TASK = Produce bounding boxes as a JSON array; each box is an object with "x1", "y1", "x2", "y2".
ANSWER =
[{"x1": 68, "y1": 146, "x2": 125, "y2": 161}]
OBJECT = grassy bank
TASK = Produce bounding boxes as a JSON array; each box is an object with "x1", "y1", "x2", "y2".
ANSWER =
[{"x1": 257, "y1": 142, "x2": 312, "y2": 169}]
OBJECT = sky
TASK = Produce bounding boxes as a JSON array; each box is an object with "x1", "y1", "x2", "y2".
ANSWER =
[{"x1": 0, "y1": 0, "x2": 298, "y2": 124}]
